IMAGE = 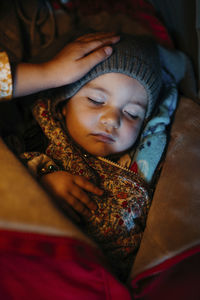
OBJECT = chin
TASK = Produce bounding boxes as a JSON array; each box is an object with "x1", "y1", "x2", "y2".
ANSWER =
[{"x1": 86, "y1": 147, "x2": 114, "y2": 157}]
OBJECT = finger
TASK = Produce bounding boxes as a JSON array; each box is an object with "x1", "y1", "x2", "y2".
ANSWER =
[
  {"x1": 76, "y1": 32, "x2": 118, "y2": 42},
  {"x1": 71, "y1": 185, "x2": 97, "y2": 210},
  {"x1": 79, "y1": 35, "x2": 120, "y2": 56},
  {"x1": 77, "y1": 46, "x2": 113, "y2": 72},
  {"x1": 66, "y1": 193, "x2": 91, "y2": 217},
  {"x1": 59, "y1": 200, "x2": 81, "y2": 223},
  {"x1": 74, "y1": 176, "x2": 103, "y2": 196}
]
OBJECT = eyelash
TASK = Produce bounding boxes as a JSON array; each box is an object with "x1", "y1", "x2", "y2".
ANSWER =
[
  {"x1": 87, "y1": 98, "x2": 104, "y2": 105},
  {"x1": 87, "y1": 98, "x2": 140, "y2": 120},
  {"x1": 124, "y1": 111, "x2": 139, "y2": 120}
]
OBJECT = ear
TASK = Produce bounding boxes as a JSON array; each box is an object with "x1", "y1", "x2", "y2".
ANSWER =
[{"x1": 62, "y1": 104, "x2": 66, "y2": 117}]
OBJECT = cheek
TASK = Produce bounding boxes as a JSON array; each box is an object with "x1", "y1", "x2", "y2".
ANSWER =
[
  {"x1": 119, "y1": 122, "x2": 142, "y2": 147},
  {"x1": 75, "y1": 110, "x2": 96, "y2": 130},
  {"x1": 66, "y1": 105, "x2": 96, "y2": 134}
]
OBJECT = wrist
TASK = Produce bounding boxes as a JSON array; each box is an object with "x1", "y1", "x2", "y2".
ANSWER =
[
  {"x1": 41, "y1": 58, "x2": 69, "y2": 89},
  {"x1": 38, "y1": 164, "x2": 60, "y2": 179},
  {"x1": 13, "y1": 62, "x2": 59, "y2": 97}
]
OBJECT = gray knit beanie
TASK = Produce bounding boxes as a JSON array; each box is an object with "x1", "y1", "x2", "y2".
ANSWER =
[{"x1": 55, "y1": 34, "x2": 162, "y2": 118}]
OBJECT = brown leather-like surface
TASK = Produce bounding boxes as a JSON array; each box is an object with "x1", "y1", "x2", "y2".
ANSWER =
[{"x1": 131, "y1": 97, "x2": 200, "y2": 279}]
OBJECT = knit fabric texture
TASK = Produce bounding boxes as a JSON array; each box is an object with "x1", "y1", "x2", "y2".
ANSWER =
[{"x1": 54, "y1": 34, "x2": 162, "y2": 118}]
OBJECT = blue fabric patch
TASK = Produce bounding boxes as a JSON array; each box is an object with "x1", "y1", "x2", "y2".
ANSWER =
[{"x1": 132, "y1": 69, "x2": 178, "y2": 183}]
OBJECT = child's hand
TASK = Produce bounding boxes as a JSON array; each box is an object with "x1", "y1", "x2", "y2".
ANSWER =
[
  {"x1": 40, "y1": 171, "x2": 103, "y2": 218},
  {"x1": 13, "y1": 32, "x2": 120, "y2": 97},
  {"x1": 45, "y1": 32, "x2": 120, "y2": 87}
]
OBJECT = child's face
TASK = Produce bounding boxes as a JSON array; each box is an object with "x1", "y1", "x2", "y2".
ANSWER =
[{"x1": 62, "y1": 73, "x2": 147, "y2": 157}]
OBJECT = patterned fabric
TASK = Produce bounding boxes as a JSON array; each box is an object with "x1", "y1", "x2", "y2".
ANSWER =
[
  {"x1": 21, "y1": 98, "x2": 151, "y2": 281},
  {"x1": 0, "y1": 51, "x2": 12, "y2": 100}
]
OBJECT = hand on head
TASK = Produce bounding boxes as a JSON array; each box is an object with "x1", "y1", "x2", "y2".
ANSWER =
[
  {"x1": 48, "y1": 32, "x2": 120, "y2": 87},
  {"x1": 13, "y1": 32, "x2": 120, "y2": 97}
]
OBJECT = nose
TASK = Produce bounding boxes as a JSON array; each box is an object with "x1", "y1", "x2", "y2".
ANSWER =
[{"x1": 100, "y1": 108, "x2": 121, "y2": 130}]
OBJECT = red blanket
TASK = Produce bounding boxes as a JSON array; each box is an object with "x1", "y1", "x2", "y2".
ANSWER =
[
  {"x1": 0, "y1": 230, "x2": 131, "y2": 300},
  {"x1": 0, "y1": 229, "x2": 199, "y2": 299}
]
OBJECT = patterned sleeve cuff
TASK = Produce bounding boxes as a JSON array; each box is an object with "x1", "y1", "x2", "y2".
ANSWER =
[{"x1": 0, "y1": 51, "x2": 13, "y2": 100}]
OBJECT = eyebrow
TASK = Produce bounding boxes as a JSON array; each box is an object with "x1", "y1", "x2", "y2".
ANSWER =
[
  {"x1": 132, "y1": 101, "x2": 147, "y2": 110},
  {"x1": 85, "y1": 83, "x2": 111, "y2": 96}
]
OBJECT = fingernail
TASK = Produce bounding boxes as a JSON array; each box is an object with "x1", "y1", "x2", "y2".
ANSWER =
[
  {"x1": 112, "y1": 35, "x2": 120, "y2": 42},
  {"x1": 104, "y1": 46, "x2": 112, "y2": 56},
  {"x1": 97, "y1": 189, "x2": 104, "y2": 195}
]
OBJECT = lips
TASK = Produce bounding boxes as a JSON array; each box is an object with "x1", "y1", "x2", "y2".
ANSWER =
[{"x1": 91, "y1": 132, "x2": 115, "y2": 143}]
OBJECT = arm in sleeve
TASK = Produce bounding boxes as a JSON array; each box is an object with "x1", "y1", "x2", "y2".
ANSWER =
[{"x1": 0, "y1": 51, "x2": 12, "y2": 100}]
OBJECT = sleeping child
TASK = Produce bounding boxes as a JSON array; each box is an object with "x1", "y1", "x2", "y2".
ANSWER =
[{"x1": 21, "y1": 34, "x2": 163, "y2": 281}]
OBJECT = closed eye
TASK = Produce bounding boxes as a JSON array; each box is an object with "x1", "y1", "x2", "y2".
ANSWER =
[
  {"x1": 124, "y1": 111, "x2": 139, "y2": 120},
  {"x1": 87, "y1": 97, "x2": 104, "y2": 105}
]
